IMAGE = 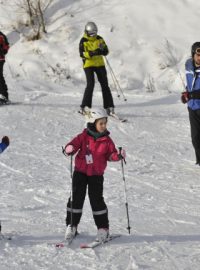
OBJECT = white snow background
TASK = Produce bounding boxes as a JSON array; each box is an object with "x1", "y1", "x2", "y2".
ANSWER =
[{"x1": 0, "y1": 0, "x2": 200, "y2": 269}]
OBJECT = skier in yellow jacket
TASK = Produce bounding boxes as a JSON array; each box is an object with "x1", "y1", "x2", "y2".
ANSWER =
[{"x1": 79, "y1": 22, "x2": 115, "y2": 115}]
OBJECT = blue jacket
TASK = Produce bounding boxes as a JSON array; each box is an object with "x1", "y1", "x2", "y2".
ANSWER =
[
  {"x1": 185, "y1": 58, "x2": 200, "y2": 110},
  {"x1": 0, "y1": 142, "x2": 8, "y2": 153}
]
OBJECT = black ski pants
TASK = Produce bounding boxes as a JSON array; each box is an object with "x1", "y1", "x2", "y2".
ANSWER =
[
  {"x1": 0, "y1": 61, "x2": 8, "y2": 99},
  {"x1": 188, "y1": 107, "x2": 200, "y2": 164},
  {"x1": 66, "y1": 171, "x2": 109, "y2": 229},
  {"x1": 81, "y1": 66, "x2": 114, "y2": 109}
]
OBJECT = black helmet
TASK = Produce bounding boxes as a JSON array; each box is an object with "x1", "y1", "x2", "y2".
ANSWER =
[
  {"x1": 85, "y1": 22, "x2": 98, "y2": 37},
  {"x1": 191, "y1": 42, "x2": 200, "y2": 56}
]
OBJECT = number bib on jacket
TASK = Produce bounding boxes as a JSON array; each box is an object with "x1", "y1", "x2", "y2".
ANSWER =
[{"x1": 85, "y1": 154, "x2": 93, "y2": 164}]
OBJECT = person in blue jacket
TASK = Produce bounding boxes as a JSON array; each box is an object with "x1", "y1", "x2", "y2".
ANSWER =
[
  {"x1": 181, "y1": 42, "x2": 200, "y2": 165},
  {"x1": 0, "y1": 136, "x2": 9, "y2": 153}
]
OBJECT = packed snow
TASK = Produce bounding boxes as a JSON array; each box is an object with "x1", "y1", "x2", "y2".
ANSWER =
[{"x1": 1, "y1": 0, "x2": 200, "y2": 269}]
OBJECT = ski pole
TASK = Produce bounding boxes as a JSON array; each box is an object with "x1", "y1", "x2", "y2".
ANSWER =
[
  {"x1": 0, "y1": 221, "x2": 3, "y2": 240},
  {"x1": 105, "y1": 56, "x2": 127, "y2": 101},
  {"x1": 69, "y1": 154, "x2": 73, "y2": 228},
  {"x1": 165, "y1": 39, "x2": 186, "y2": 90},
  {"x1": 62, "y1": 147, "x2": 74, "y2": 229},
  {"x1": 105, "y1": 57, "x2": 121, "y2": 98},
  {"x1": 119, "y1": 147, "x2": 131, "y2": 234},
  {"x1": 0, "y1": 221, "x2": 4, "y2": 240}
]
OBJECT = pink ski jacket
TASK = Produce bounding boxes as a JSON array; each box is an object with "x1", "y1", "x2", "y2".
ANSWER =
[{"x1": 66, "y1": 129, "x2": 119, "y2": 176}]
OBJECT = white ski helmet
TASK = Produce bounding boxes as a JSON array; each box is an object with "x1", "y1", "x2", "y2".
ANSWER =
[
  {"x1": 85, "y1": 108, "x2": 108, "y2": 123},
  {"x1": 85, "y1": 22, "x2": 98, "y2": 36}
]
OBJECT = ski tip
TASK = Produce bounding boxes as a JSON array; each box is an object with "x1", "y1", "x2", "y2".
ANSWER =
[
  {"x1": 55, "y1": 243, "x2": 64, "y2": 248},
  {"x1": 78, "y1": 110, "x2": 83, "y2": 115},
  {"x1": 80, "y1": 243, "x2": 88, "y2": 249}
]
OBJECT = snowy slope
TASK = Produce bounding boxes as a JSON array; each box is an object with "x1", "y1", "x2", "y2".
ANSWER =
[
  {"x1": 1, "y1": 0, "x2": 200, "y2": 269},
  {"x1": 1, "y1": 0, "x2": 200, "y2": 94}
]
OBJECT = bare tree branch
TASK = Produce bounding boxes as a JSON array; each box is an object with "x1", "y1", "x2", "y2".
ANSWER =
[
  {"x1": 14, "y1": 0, "x2": 54, "y2": 39},
  {"x1": 37, "y1": 0, "x2": 47, "y2": 33}
]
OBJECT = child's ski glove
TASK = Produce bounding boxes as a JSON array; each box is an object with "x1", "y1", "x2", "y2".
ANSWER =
[
  {"x1": 110, "y1": 149, "x2": 126, "y2": 161},
  {"x1": 118, "y1": 149, "x2": 126, "y2": 160},
  {"x1": 65, "y1": 145, "x2": 74, "y2": 155}
]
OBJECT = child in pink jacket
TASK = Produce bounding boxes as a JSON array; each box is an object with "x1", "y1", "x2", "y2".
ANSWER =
[{"x1": 64, "y1": 108, "x2": 125, "y2": 242}]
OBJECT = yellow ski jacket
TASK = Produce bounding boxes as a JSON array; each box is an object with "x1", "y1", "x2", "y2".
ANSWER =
[{"x1": 79, "y1": 33, "x2": 109, "y2": 68}]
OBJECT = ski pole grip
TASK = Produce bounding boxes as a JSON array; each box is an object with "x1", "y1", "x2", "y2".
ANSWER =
[
  {"x1": 62, "y1": 146, "x2": 68, "y2": 157},
  {"x1": 118, "y1": 147, "x2": 126, "y2": 164}
]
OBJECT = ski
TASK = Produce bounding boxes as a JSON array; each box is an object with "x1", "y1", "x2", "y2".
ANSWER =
[
  {"x1": 109, "y1": 113, "x2": 127, "y2": 123},
  {"x1": 80, "y1": 234, "x2": 120, "y2": 249},
  {"x1": 0, "y1": 100, "x2": 11, "y2": 106},
  {"x1": 77, "y1": 110, "x2": 91, "y2": 116},
  {"x1": 78, "y1": 110, "x2": 84, "y2": 115},
  {"x1": 0, "y1": 233, "x2": 12, "y2": 241},
  {"x1": 48, "y1": 233, "x2": 78, "y2": 248},
  {"x1": 78, "y1": 110, "x2": 127, "y2": 122},
  {"x1": 48, "y1": 239, "x2": 72, "y2": 248},
  {"x1": 55, "y1": 240, "x2": 70, "y2": 248},
  {"x1": 48, "y1": 238, "x2": 74, "y2": 248}
]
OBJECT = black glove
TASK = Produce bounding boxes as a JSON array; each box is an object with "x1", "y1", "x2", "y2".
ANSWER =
[
  {"x1": 2, "y1": 136, "x2": 9, "y2": 146},
  {"x1": 88, "y1": 49, "x2": 102, "y2": 57},
  {"x1": 181, "y1": 92, "x2": 189, "y2": 104}
]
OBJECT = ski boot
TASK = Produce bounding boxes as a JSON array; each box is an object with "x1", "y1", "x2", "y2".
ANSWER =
[
  {"x1": 106, "y1": 107, "x2": 115, "y2": 116},
  {"x1": 65, "y1": 225, "x2": 77, "y2": 240},
  {"x1": 0, "y1": 94, "x2": 10, "y2": 105},
  {"x1": 96, "y1": 228, "x2": 109, "y2": 242}
]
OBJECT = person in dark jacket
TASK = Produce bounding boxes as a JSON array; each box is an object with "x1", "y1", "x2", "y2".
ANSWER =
[
  {"x1": 0, "y1": 31, "x2": 10, "y2": 104},
  {"x1": 0, "y1": 136, "x2": 9, "y2": 153},
  {"x1": 79, "y1": 22, "x2": 115, "y2": 115},
  {"x1": 181, "y1": 42, "x2": 200, "y2": 164}
]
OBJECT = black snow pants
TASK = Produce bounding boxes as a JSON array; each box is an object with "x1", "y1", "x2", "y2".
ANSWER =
[
  {"x1": 188, "y1": 107, "x2": 200, "y2": 164},
  {"x1": 0, "y1": 61, "x2": 8, "y2": 99},
  {"x1": 66, "y1": 171, "x2": 109, "y2": 229},
  {"x1": 81, "y1": 66, "x2": 114, "y2": 109}
]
